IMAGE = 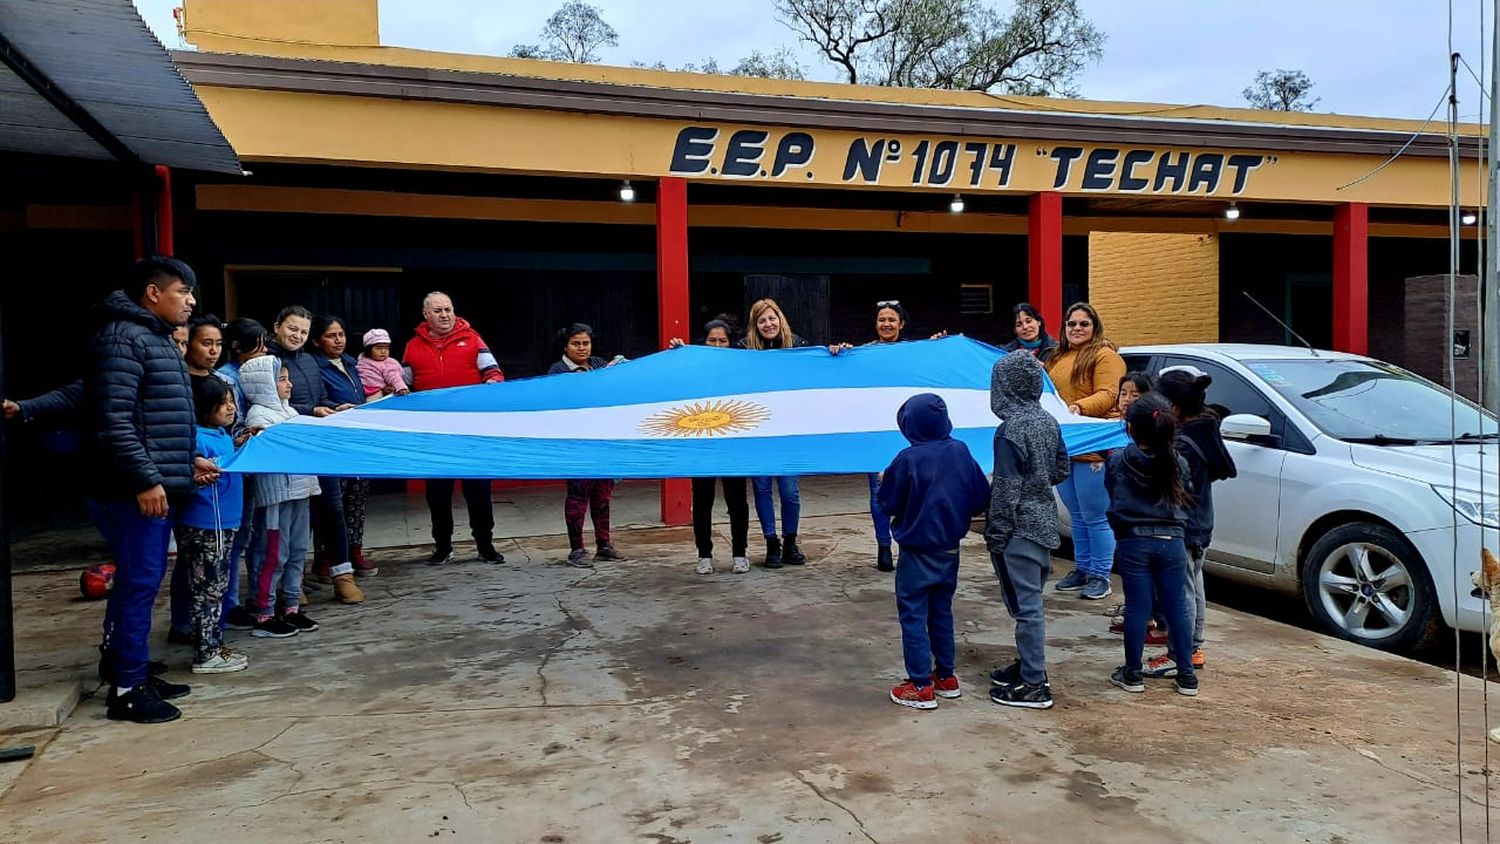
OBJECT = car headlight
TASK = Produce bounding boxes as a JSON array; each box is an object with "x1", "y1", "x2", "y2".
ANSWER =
[{"x1": 1433, "y1": 486, "x2": 1500, "y2": 528}]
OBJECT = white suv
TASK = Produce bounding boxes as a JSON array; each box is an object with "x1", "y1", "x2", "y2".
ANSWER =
[{"x1": 1072, "y1": 344, "x2": 1499, "y2": 653}]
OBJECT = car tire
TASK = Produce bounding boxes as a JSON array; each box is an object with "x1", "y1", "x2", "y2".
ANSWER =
[{"x1": 1300, "y1": 522, "x2": 1440, "y2": 653}]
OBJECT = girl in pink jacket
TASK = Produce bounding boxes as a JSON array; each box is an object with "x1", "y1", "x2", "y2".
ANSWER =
[{"x1": 356, "y1": 328, "x2": 409, "y2": 398}]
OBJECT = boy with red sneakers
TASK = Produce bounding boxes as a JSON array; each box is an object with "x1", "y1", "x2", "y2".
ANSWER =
[{"x1": 877, "y1": 394, "x2": 990, "y2": 710}]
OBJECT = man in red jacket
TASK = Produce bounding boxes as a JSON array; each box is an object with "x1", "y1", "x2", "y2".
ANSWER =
[{"x1": 404, "y1": 291, "x2": 505, "y2": 564}]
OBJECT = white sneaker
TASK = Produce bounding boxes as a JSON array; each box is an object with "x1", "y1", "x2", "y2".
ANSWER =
[
  {"x1": 192, "y1": 647, "x2": 249, "y2": 674},
  {"x1": 731, "y1": 556, "x2": 750, "y2": 574},
  {"x1": 696, "y1": 557, "x2": 715, "y2": 574}
]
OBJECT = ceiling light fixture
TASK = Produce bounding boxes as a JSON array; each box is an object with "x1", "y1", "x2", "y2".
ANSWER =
[
  {"x1": 1224, "y1": 202, "x2": 1241, "y2": 221},
  {"x1": 618, "y1": 180, "x2": 636, "y2": 202},
  {"x1": 1461, "y1": 209, "x2": 1479, "y2": 225},
  {"x1": 949, "y1": 194, "x2": 965, "y2": 213}
]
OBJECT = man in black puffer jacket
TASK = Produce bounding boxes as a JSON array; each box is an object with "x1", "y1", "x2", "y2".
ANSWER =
[{"x1": 87, "y1": 257, "x2": 207, "y2": 724}]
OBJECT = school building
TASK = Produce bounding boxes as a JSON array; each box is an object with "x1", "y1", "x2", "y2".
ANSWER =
[{"x1": 3, "y1": 0, "x2": 1487, "y2": 526}]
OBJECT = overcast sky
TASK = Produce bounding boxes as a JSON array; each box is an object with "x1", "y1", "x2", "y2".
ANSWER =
[{"x1": 134, "y1": 0, "x2": 1492, "y2": 122}]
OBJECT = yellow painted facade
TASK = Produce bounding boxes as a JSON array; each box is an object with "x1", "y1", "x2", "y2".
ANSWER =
[
  {"x1": 1089, "y1": 232, "x2": 1221, "y2": 345},
  {"x1": 182, "y1": 0, "x2": 379, "y2": 52},
  {"x1": 193, "y1": 87, "x2": 1484, "y2": 209}
]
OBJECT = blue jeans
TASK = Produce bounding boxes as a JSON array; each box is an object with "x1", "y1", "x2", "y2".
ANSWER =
[
  {"x1": 91, "y1": 499, "x2": 175, "y2": 688},
  {"x1": 894, "y1": 547, "x2": 959, "y2": 686},
  {"x1": 752, "y1": 476, "x2": 800, "y2": 537},
  {"x1": 169, "y1": 544, "x2": 190, "y2": 633},
  {"x1": 1058, "y1": 461, "x2": 1114, "y2": 578},
  {"x1": 1116, "y1": 536, "x2": 1196, "y2": 679},
  {"x1": 867, "y1": 474, "x2": 892, "y2": 547},
  {"x1": 223, "y1": 494, "x2": 254, "y2": 614}
]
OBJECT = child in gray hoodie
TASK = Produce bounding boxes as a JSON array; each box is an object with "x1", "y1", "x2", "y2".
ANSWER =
[
  {"x1": 239, "y1": 355, "x2": 321, "y2": 640},
  {"x1": 985, "y1": 351, "x2": 1071, "y2": 709}
]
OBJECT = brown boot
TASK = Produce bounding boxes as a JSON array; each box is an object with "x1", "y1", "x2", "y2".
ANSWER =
[
  {"x1": 333, "y1": 573, "x2": 365, "y2": 604},
  {"x1": 312, "y1": 548, "x2": 333, "y2": 584}
]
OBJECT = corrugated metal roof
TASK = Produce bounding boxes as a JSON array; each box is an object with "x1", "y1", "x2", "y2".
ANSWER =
[{"x1": 0, "y1": 0, "x2": 240, "y2": 173}]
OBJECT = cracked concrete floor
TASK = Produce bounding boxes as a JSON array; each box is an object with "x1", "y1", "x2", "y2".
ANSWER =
[{"x1": 3, "y1": 513, "x2": 1499, "y2": 843}]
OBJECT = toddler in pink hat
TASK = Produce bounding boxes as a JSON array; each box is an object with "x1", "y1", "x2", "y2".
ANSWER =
[{"x1": 357, "y1": 328, "x2": 410, "y2": 398}]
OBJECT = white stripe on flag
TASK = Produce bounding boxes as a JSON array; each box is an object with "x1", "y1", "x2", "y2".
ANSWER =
[{"x1": 295, "y1": 386, "x2": 1119, "y2": 442}]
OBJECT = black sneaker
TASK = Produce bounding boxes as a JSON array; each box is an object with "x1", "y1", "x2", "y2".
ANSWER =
[
  {"x1": 223, "y1": 605, "x2": 257, "y2": 631},
  {"x1": 876, "y1": 546, "x2": 894, "y2": 572},
  {"x1": 252, "y1": 617, "x2": 299, "y2": 639},
  {"x1": 106, "y1": 683, "x2": 181, "y2": 724},
  {"x1": 990, "y1": 681, "x2": 1054, "y2": 710},
  {"x1": 782, "y1": 534, "x2": 806, "y2": 565},
  {"x1": 427, "y1": 546, "x2": 455, "y2": 566},
  {"x1": 989, "y1": 660, "x2": 1023, "y2": 687},
  {"x1": 763, "y1": 536, "x2": 783, "y2": 569},
  {"x1": 1110, "y1": 666, "x2": 1145, "y2": 694},
  {"x1": 1054, "y1": 569, "x2": 1089, "y2": 591},
  {"x1": 283, "y1": 612, "x2": 319, "y2": 633},
  {"x1": 106, "y1": 674, "x2": 190, "y2": 705},
  {"x1": 476, "y1": 541, "x2": 505, "y2": 564},
  {"x1": 1175, "y1": 673, "x2": 1200, "y2": 697}
]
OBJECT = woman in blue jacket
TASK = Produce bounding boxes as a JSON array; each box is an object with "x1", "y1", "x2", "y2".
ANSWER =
[{"x1": 311, "y1": 315, "x2": 377, "y2": 578}]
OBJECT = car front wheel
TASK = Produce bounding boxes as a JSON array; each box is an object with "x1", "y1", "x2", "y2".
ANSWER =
[{"x1": 1300, "y1": 523, "x2": 1440, "y2": 653}]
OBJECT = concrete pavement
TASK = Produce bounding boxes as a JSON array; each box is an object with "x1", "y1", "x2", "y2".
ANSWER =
[{"x1": 2, "y1": 513, "x2": 1497, "y2": 843}]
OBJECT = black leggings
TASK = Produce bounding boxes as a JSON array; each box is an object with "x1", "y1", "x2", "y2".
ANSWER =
[{"x1": 692, "y1": 476, "x2": 749, "y2": 558}]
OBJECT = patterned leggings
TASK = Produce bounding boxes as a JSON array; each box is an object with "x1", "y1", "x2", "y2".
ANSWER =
[
  {"x1": 342, "y1": 478, "x2": 370, "y2": 546},
  {"x1": 564, "y1": 480, "x2": 615, "y2": 551},
  {"x1": 177, "y1": 525, "x2": 235, "y2": 663}
]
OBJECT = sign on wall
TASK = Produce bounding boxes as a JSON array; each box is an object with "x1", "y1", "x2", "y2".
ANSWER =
[{"x1": 668, "y1": 125, "x2": 1271, "y2": 196}]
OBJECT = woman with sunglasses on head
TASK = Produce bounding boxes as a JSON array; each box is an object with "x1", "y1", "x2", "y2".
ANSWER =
[
  {"x1": 860, "y1": 300, "x2": 948, "y2": 571},
  {"x1": 1045, "y1": 302, "x2": 1126, "y2": 602},
  {"x1": 1002, "y1": 303, "x2": 1057, "y2": 362}
]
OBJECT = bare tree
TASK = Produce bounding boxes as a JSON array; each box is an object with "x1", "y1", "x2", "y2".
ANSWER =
[
  {"x1": 776, "y1": 0, "x2": 1101, "y2": 93},
  {"x1": 1243, "y1": 68, "x2": 1319, "y2": 111},
  {"x1": 510, "y1": 1, "x2": 618, "y2": 63}
]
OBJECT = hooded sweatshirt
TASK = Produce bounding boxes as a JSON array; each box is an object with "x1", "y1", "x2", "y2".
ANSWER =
[
  {"x1": 239, "y1": 355, "x2": 320, "y2": 508},
  {"x1": 875, "y1": 393, "x2": 990, "y2": 553},
  {"x1": 1104, "y1": 444, "x2": 1192, "y2": 539},
  {"x1": 1176, "y1": 414, "x2": 1237, "y2": 548},
  {"x1": 985, "y1": 351, "x2": 1071, "y2": 553}
]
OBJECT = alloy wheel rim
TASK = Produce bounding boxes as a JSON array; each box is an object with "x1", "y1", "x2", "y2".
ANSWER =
[{"x1": 1316, "y1": 542, "x2": 1414, "y2": 640}]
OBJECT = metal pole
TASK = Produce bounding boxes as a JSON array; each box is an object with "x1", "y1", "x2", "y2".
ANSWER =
[
  {"x1": 1487, "y1": 0, "x2": 1500, "y2": 413},
  {"x1": 0, "y1": 299, "x2": 13, "y2": 703}
]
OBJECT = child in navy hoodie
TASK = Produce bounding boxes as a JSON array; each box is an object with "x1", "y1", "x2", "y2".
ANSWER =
[{"x1": 877, "y1": 393, "x2": 991, "y2": 710}]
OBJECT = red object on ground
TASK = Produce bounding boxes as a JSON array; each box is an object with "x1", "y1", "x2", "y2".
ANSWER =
[
  {"x1": 1027, "y1": 190, "x2": 1064, "y2": 331},
  {"x1": 1332, "y1": 201, "x2": 1369, "y2": 355},
  {"x1": 656, "y1": 177, "x2": 692, "y2": 527},
  {"x1": 79, "y1": 564, "x2": 116, "y2": 600}
]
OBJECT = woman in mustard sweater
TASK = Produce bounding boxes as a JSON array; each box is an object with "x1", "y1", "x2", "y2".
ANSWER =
[{"x1": 1045, "y1": 303, "x2": 1126, "y2": 601}]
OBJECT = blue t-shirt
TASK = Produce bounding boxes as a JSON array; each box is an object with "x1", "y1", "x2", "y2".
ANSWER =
[{"x1": 179, "y1": 426, "x2": 244, "y2": 530}]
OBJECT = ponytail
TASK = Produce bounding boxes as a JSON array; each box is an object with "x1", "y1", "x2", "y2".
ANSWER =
[{"x1": 1125, "y1": 393, "x2": 1193, "y2": 508}]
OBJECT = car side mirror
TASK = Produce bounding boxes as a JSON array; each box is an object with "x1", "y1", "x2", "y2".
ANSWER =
[{"x1": 1221, "y1": 413, "x2": 1273, "y2": 440}]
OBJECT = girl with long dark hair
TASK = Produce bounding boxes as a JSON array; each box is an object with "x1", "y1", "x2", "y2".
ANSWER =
[{"x1": 1104, "y1": 393, "x2": 1199, "y2": 698}]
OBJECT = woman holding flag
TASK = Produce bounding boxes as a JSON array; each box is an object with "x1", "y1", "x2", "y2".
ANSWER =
[
  {"x1": 737, "y1": 298, "x2": 811, "y2": 568},
  {"x1": 1045, "y1": 303, "x2": 1126, "y2": 602}
]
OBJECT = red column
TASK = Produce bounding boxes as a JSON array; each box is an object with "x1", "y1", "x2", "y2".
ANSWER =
[
  {"x1": 1028, "y1": 191, "x2": 1064, "y2": 329},
  {"x1": 1332, "y1": 202, "x2": 1369, "y2": 355},
  {"x1": 657, "y1": 177, "x2": 692, "y2": 526},
  {"x1": 154, "y1": 165, "x2": 174, "y2": 255}
]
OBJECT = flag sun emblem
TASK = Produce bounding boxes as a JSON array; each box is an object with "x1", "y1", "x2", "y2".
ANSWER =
[{"x1": 638, "y1": 400, "x2": 772, "y2": 437}]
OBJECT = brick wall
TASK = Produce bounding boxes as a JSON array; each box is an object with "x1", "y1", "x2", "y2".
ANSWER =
[
  {"x1": 1404, "y1": 274, "x2": 1481, "y2": 402},
  {"x1": 1088, "y1": 232, "x2": 1220, "y2": 346}
]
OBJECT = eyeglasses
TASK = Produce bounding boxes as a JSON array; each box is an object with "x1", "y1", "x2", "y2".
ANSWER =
[
  {"x1": 876, "y1": 300, "x2": 901, "y2": 308},
  {"x1": 1065, "y1": 320, "x2": 1093, "y2": 328}
]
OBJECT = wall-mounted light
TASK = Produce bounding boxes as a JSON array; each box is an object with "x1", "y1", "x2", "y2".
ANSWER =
[
  {"x1": 949, "y1": 194, "x2": 965, "y2": 214},
  {"x1": 1224, "y1": 202, "x2": 1241, "y2": 221},
  {"x1": 618, "y1": 180, "x2": 636, "y2": 202},
  {"x1": 1462, "y1": 209, "x2": 1479, "y2": 225}
]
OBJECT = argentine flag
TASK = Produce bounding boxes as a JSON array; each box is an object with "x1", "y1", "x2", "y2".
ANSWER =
[{"x1": 221, "y1": 337, "x2": 1127, "y2": 478}]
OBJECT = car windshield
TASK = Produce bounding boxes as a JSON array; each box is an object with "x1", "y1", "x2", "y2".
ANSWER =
[{"x1": 1243, "y1": 358, "x2": 1499, "y2": 443}]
